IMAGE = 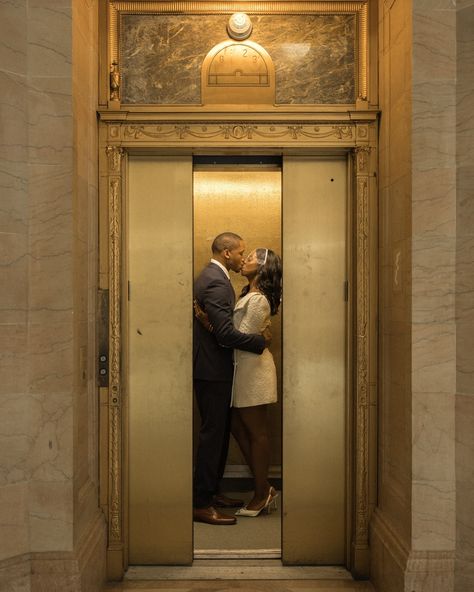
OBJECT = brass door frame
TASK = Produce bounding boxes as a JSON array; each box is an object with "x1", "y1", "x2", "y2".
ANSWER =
[{"x1": 98, "y1": 115, "x2": 378, "y2": 580}]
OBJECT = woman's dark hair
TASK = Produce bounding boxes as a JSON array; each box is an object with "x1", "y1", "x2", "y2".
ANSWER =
[{"x1": 240, "y1": 248, "x2": 282, "y2": 315}]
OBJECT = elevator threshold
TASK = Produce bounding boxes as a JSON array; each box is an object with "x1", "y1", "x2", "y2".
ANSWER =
[
  {"x1": 126, "y1": 561, "x2": 353, "y2": 581},
  {"x1": 194, "y1": 548, "x2": 281, "y2": 559}
]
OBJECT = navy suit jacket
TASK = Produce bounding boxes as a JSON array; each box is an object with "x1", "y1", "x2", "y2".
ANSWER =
[{"x1": 193, "y1": 263, "x2": 265, "y2": 382}]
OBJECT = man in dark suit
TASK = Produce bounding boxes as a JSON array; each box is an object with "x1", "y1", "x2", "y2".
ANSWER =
[{"x1": 193, "y1": 232, "x2": 269, "y2": 525}]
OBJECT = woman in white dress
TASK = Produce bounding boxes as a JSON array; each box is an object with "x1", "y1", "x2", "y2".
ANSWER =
[{"x1": 231, "y1": 248, "x2": 282, "y2": 517}]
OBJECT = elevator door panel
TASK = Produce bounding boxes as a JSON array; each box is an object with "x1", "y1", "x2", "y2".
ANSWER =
[
  {"x1": 282, "y1": 156, "x2": 347, "y2": 564},
  {"x1": 128, "y1": 156, "x2": 193, "y2": 564}
]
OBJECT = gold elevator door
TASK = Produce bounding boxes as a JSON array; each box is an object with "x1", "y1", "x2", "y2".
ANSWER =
[{"x1": 127, "y1": 155, "x2": 347, "y2": 565}]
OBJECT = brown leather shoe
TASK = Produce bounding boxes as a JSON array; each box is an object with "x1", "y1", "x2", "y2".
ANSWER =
[
  {"x1": 213, "y1": 494, "x2": 244, "y2": 508},
  {"x1": 193, "y1": 506, "x2": 237, "y2": 525}
]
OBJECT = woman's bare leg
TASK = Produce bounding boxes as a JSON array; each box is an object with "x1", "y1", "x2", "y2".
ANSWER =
[
  {"x1": 230, "y1": 409, "x2": 253, "y2": 473},
  {"x1": 237, "y1": 404, "x2": 271, "y2": 510}
]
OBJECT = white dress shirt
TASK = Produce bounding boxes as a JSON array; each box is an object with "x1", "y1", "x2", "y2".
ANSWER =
[{"x1": 210, "y1": 258, "x2": 230, "y2": 280}]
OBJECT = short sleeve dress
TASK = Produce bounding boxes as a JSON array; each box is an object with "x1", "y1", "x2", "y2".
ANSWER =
[{"x1": 231, "y1": 292, "x2": 277, "y2": 408}]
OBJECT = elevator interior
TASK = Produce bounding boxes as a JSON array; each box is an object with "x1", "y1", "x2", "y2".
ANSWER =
[
  {"x1": 126, "y1": 154, "x2": 348, "y2": 565},
  {"x1": 193, "y1": 157, "x2": 283, "y2": 558}
]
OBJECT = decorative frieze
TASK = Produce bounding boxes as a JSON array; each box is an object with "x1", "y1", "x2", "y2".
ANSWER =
[{"x1": 115, "y1": 122, "x2": 355, "y2": 144}]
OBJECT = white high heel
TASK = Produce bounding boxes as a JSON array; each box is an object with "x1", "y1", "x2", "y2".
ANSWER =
[{"x1": 235, "y1": 488, "x2": 278, "y2": 517}]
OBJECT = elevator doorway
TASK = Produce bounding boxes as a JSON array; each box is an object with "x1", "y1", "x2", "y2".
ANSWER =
[
  {"x1": 126, "y1": 154, "x2": 348, "y2": 566},
  {"x1": 193, "y1": 157, "x2": 282, "y2": 559}
]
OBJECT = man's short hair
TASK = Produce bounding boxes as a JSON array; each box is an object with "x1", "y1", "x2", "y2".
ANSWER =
[{"x1": 211, "y1": 232, "x2": 242, "y2": 254}]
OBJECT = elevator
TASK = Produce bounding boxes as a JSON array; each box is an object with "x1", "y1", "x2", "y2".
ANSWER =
[{"x1": 126, "y1": 154, "x2": 348, "y2": 566}]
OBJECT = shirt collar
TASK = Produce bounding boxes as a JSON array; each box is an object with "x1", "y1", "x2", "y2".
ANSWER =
[{"x1": 210, "y1": 258, "x2": 230, "y2": 280}]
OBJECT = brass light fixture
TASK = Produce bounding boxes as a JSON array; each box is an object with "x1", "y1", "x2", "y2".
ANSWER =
[{"x1": 227, "y1": 12, "x2": 253, "y2": 40}]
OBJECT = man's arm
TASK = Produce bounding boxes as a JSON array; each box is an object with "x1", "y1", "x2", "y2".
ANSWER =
[{"x1": 201, "y1": 279, "x2": 266, "y2": 354}]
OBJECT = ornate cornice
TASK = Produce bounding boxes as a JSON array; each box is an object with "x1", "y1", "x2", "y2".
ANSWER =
[{"x1": 111, "y1": 1, "x2": 366, "y2": 12}]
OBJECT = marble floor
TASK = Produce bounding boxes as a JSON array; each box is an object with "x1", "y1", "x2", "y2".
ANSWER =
[
  {"x1": 105, "y1": 561, "x2": 375, "y2": 591},
  {"x1": 105, "y1": 580, "x2": 374, "y2": 591},
  {"x1": 194, "y1": 489, "x2": 281, "y2": 557}
]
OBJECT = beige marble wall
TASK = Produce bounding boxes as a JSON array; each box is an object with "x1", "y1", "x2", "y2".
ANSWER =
[
  {"x1": 0, "y1": 1, "x2": 104, "y2": 590},
  {"x1": 27, "y1": 0, "x2": 75, "y2": 553},
  {"x1": 455, "y1": 1, "x2": 474, "y2": 590},
  {"x1": 0, "y1": 4, "x2": 33, "y2": 590},
  {"x1": 72, "y1": 0, "x2": 103, "y2": 557},
  {"x1": 372, "y1": 2, "x2": 413, "y2": 589},
  {"x1": 411, "y1": 0, "x2": 457, "y2": 565},
  {"x1": 373, "y1": 0, "x2": 458, "y2": 590}
]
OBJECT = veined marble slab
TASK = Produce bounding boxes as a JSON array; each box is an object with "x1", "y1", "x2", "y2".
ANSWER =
[{"x1": 120, "y1": 14, "x2": 355, "y2": 105}]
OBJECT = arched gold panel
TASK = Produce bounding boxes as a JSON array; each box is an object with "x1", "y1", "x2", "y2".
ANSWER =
[{"x1": 202, "y1": 40, "x2": 275, "y2": 105}]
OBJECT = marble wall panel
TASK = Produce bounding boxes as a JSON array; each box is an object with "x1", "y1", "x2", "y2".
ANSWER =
[
  {"x1": 412, "y1": 81, "x2": 456, "y2": 173},
  {"x1": 0, "y1": 326, "x2": 28, "y2": 397},
  {"x1": 0, "y1": 233, "x2": 28, "y2": 325},
  {"x1": 412, "y1": 169, "x2": 456, "y2": 238},
  {"x1": 413, "y1": 7, "x2": 456, "y2": 83},
  {"x1": 374, "y1": 0, "x2": 422, "y2": 587},
  {"x1": 412, "y1": 237, "x2": 455, "y2": 325},
  {"x1": 72, "y1": 0, "x2": 101, "y2": 561},
  {"x1": 0, "y1": 483, "x2": 29, "y2": 560},
  {"x1": 27, "y1": 0, "x2": 72, "y2": 78},
  {"x1": 412, "y1": 391, "x2": 455, "y2": 484},
  {"x1": 412, "y1": 322, "x2": 455, "y2": 395},
  {"x1": 412, "y1": 479, "x2": 456, "y2": 551},
  {"x1": 29, "y1": 479, "x2": 73, "y2": 551},
  {"x1": 0, "y1": 393, "x2": 42, "y2": 487},
  {"x1": 27, "y1": 76, "x2": 73, "y2": 167},
  {"x1": 455, "y1": 394, "x2": 474, "y2": 591},
  {"x1": 0, "y1": 555, "x2": 30, "y2": 592},
  {"x1": 0, "y1": 0, "x2": 30, "y2": 571},
  {"x1": 120, "y1": 14, "x2": 355, "y2": 104},
  {"x1": 25, "y1": 391, "x2": 73, "y2": 484},
  {"x1": 0, "y1": 0, "x2": 27, "y2": 75},
  {"x1": 457, "y1": 324, "x2": 474, "y2": 397},
  {"x1": 0, "y1": 71, "x2": 28, "y2": 236},
  {"x1": 409, "y1": 1, "x2": 457, "y2": 585},
  {"x1": 457, "y1": 165, "x2": 474, "y2": 234},
  {"x1": 388, "y1": 96, "x2": 411, "y2": 184},
  {"x1": 385, "y1": 176, "x2": 412, "y2": 244},
  {"x1": 456, "y1": 3, "x2": 474, "y2": 590},
  {"x1": 375, "y1": 2, "x2": 413, "y2": 573}
]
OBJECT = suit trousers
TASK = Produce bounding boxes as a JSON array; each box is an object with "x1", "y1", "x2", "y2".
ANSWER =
[{"x1": 193, "y1": 379, "x2": 232, "y2": 508}]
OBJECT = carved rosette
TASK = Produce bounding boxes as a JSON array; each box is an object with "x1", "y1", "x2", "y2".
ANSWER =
[
  {"x1": 353, "y1": 144, "x2": 371, "y2": 559},
  {"x1": 106, "y1": 146, "x2": 125, "y2": 547}
]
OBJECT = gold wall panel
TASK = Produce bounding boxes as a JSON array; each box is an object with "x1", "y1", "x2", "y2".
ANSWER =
[
  {"x1": 127, "y1": 156, "x2": 193, "y2": 564},
  {"x1": 282, "y1": 156, "x2": 347, "y2": 564},
  {"x1": 193, "y1": 169, "x2": 282, "y2": 467}
]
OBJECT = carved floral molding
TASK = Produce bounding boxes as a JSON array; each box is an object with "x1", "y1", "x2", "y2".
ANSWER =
[{"x1": 105, "y1": 122, "x2": 361, "y2": 146}]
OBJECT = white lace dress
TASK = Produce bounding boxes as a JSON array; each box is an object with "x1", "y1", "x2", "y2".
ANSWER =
[{"x1": 232, "y1": 292, "x2": 277, "y2": 408}]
